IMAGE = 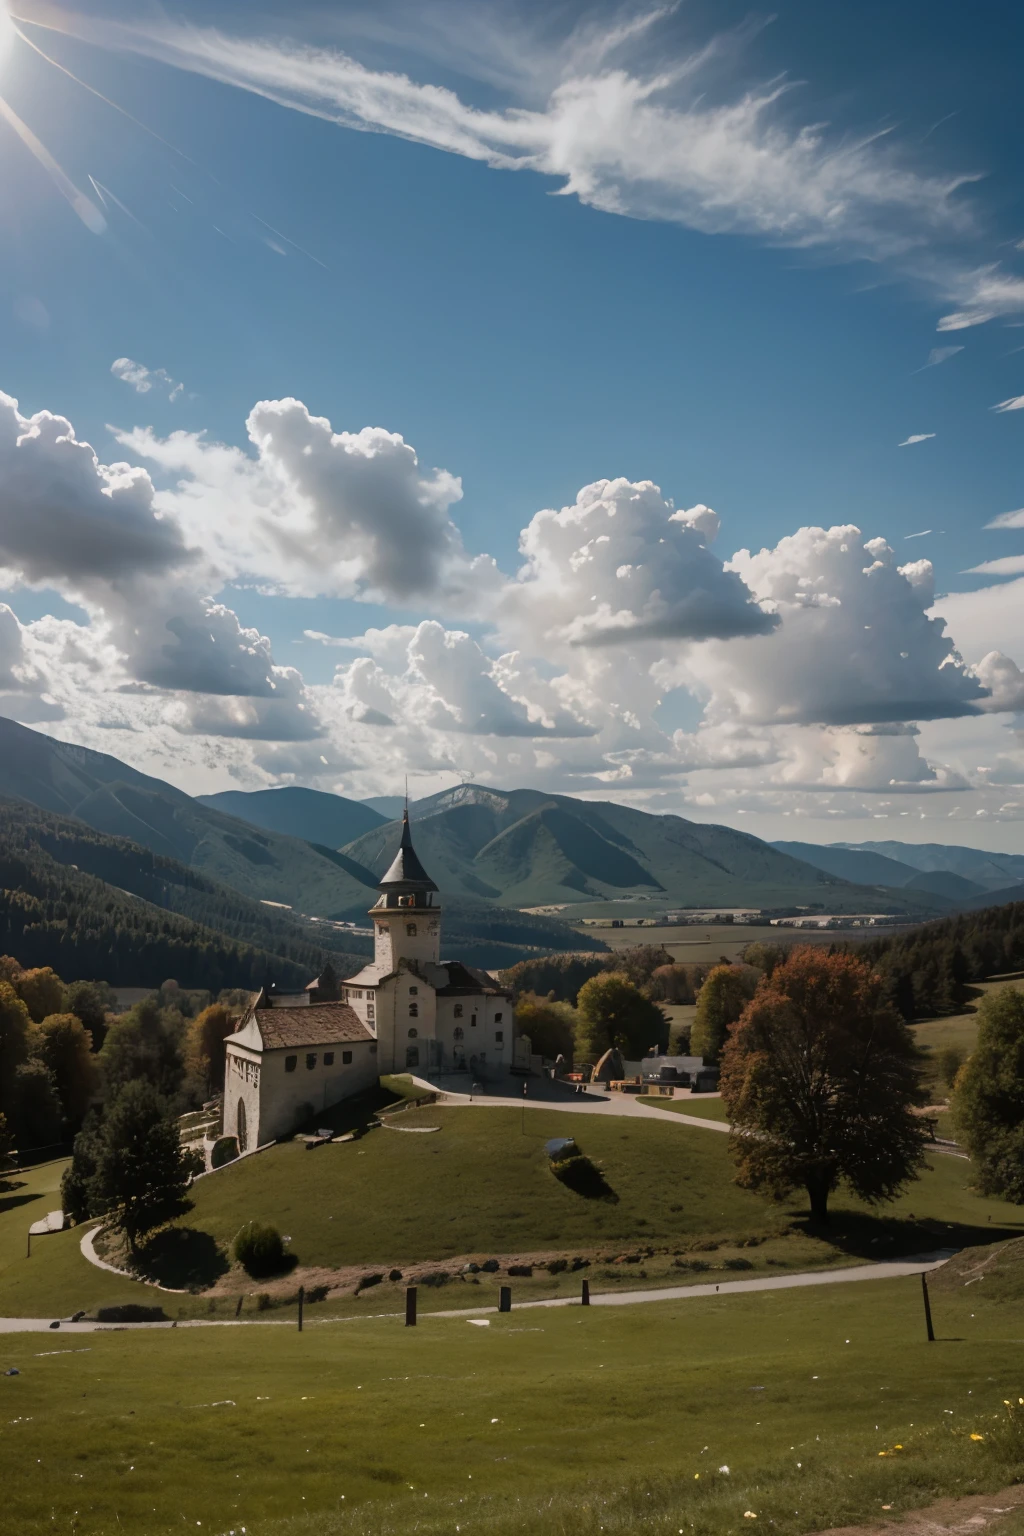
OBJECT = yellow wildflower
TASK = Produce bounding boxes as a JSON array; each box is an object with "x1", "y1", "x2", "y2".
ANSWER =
[{"x1": 970, "y1": 1433, "x2": 984, "y2": 1441}]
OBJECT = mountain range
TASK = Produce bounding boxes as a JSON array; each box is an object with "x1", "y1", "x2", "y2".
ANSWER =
[{"x1": 0, "y1": 717, "x2": 1017, "y2": 995}]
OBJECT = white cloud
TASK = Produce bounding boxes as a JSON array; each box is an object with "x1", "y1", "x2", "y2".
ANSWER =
[
  {"x1": 991, "y1": 395, "x2": 1024, "y2": 413},
  {"x1": 938, "y1": 268, "x2": 1024, "y2": 331},
  {"x1": 111, "y1": 358, "x2": 184, "y2": 402},
  {"x1": 683, "y1": 525, "x2": 989, "y2": 728},
  {"x1": 898, "y1": 433, "x2": 935, "y2": 447},
  {"x1": 922, "y1": 345, "x2": 963, "y2": 367},
  {"x1": 961, "y1": 555, "x2": 1024, "y2": 578},
  {"x1": 972, "y1": 651, "x2": 1024, "y2": 714},
  {"x1": 505, "y1": 483, "x2": 775, "y2": 648},
  {"x1": 62, "y1": 6, "x2": 978, "y2": 270},
  {"x1": 985, "y1": 508, "x2": 1024, "y2": 529}
]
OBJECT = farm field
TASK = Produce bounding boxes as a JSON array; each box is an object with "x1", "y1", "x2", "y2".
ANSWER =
[
  {"x1": 1, "y1": 1268, "x2": 1023, "y2": 1536},
  {"x1": 579, "y1": 922, "x2": 920, "y2": 964}
]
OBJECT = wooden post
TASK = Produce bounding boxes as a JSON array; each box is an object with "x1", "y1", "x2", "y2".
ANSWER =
[
  {"x1": 581, "y1": 1278, "x2": 590, "y2": 1307},
  {"x1": 235, "y1": 1295, "x2": 243, "y2": 1319},
  {"x1": 26, "y1": 1228, "x2": 30, "y2": 1260},
  {"x1": 499, "y1": 1285, "x2": 511, "y2": 1313},
  {"x1": 921, "y1": 1272, "x2": 935, "y2": 1342},
  {"x1": 297, "y1": 1285, "x2": 304, "y2": 1333},
  {"x1": 405, "y1": 1286, "x2": 417, "y2": 1327}
]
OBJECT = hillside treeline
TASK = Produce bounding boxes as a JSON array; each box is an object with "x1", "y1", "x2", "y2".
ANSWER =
[
  {"x1": 860, "y1": 900, "x2": 1024, "y2": 1019},
  {"x1": 0, "y1": 801, "x2": 368, "y2": 989}
]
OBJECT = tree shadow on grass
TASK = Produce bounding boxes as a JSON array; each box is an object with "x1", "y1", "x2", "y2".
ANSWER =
[
  {"x1": 788, "y1": 1208, "x2": 1024, "y2": 1261},
  {"x1": 135, "y1": 1228, "x2": 231, "y2": 1292},
  {"x1": 552, "y1": 1154, "x2": 619, "y2": 1203},
  {"x1": 0, "y1": 1186, "x2": 43, "y2": 1218}
]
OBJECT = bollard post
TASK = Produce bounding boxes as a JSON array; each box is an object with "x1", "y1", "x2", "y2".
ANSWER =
[
  {"x1": 26, "y1": 1228, "x2": 30, "y2": 1260},
  {"x1": 235, "y1": 1295, "x2": 243, "y2": 1319},
  {"x1": 297, "y1": 1284, "x2": 304, "y2": 1333},
  {"x1": 581, "y1": 1278, "x2": 590, "y2": 1307},
  {"x1": 921, "y1": 1272, "x2": 935, "y2": 1342},
  {"x1": 406, "y1": 1286, "x2": 417, "y2": 1327},
  {"x1": 499, "y1": 1285, "x2": 511, "y2": 1314}
]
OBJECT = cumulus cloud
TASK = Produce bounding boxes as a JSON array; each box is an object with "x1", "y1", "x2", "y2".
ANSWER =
[
  {"x1": 0, "y1": 390, "x2": 315, "y2": 740},
  {"x1": 506, "y1": 483, "x2": 775, "y2": 648},
  {"x1": 111, "y1": 358, "x2": 184, "y2": 402},
  {"x1": 684, "y1": 525, "x2": 989, "y2": 728},
  {"x1": 116, "y1": 397, "x2": 495, "y2": 605},
  {"x1": 898, "y1": 433, "x2": 935, "y2": 447},
  {"x1": 972, "y1": 652, "x2": 1024, "y2": 714}
]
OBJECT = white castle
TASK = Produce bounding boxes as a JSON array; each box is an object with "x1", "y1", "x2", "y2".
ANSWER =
[{"x1": 222, "y1": 811, "x2": 511, "y2": 1148}]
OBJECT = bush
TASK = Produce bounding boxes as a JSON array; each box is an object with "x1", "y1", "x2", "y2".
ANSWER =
[
  {"x1": 550, "y1": 1151, "x2": 617, "y2": 1201},
  {"x1": 210, "y1": 1135, "x2": 238, "y2": 1169},
  {"x1": 94, "y1": 1304, "x2": 168, "y2": 1323},
  {"x1": 723, "y1": 1256, "x2": 754, "y2": 1270},
  {"x1": 233, "y1": 1221, "x2": 291, "y2": 1277}
]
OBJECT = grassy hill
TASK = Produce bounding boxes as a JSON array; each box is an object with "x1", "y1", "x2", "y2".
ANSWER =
[
  {"x1": 344, "y1": 784, "x2": 947, "y2": 912},
  {"x1": 773, "y1": 841, "x2": 989, "y2": 904},
  {"x1": 836, "y1": 838, "x2": 1024, "y2": 891},
  {"x1": 197, "y1": 785, "x2": 386, "y2": 846}
]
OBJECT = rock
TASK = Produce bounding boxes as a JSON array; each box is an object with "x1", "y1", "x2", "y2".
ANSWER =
[
  {"x1": 481, "y1": 1259, "x2": 500, "y2": 1273},
  {"x1": 388, "y1": 1269, "x2": 403, "y2": 1282}
]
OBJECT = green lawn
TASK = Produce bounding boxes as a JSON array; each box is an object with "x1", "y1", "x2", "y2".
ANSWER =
[
  {"x1": 642, "y1": 1094, "x2": 729, "y2": 1122},
  {"x1": 1, "y1": 1273, "x2": 1023, "y2": 1536},
  {"x1": 4, "y1": 1108, "x2": 1023, "y2": 1321},
  {"x1": 912, "y1": 976, "x2": 1024, "y2": 1095}
]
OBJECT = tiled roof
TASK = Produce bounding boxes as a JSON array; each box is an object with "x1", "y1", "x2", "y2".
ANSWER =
[{"x1": 249, "y1": 1003, "x2": 375, "y2": 1051}]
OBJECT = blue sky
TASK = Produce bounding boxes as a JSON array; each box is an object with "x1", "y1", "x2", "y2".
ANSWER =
[{"x1": 0, "y1": 0, "x2": 1022, "y2": 850}]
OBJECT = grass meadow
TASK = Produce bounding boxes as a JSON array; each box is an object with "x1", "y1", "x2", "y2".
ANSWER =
[{"x1": 1, "y1": 1269, "x2": 1023, "y2": 1536}]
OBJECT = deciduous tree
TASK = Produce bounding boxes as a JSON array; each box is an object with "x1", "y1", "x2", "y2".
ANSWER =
[
  {"x1": 514, "y1": 993, "x2": 577, "y2": 1063},
  {"x1": 0, "y1": 981, "x2": 31, "y2": 1122},
  {"x1": 720, "y1": 946, "x2": 926, "y2": 1224},
  {"x1": 576, "y1": 972, "x2": 667, "y2": 1061},
  {"x1": 185, "y1": 1003, "x2": 236, "y2": 1096},
  {"x1": 691, "y1": 965, "x2": 759, "y2": 1063},
  {"x1": 16, "y1": 967, "x2": 65, "y2": 1024},
  {"x1": 100, "y1": 998, "x2": 184, "y2": 1102},
  {"x1": 35, "y1": 1013, "x2": 97, "y2": 1129},
  {"x1": 952, "y1": 987, "x2": 1024, "y2": 1202}
]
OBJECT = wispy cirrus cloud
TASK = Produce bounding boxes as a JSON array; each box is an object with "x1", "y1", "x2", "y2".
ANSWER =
[
  {"x1": 991, "y1": 394, "x2": 1024, "y2": 413},
  {"x1": 22, "y1": 2, "x2": 983, "y2": 268},
  {"x1": 986, "y1": 508, "x2": 1024, "y2": 529},
  {"x1": 898, "y1": 433, "x2": 936, "y2": 447}
]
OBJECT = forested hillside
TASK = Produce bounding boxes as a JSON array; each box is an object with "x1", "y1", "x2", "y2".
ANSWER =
[{"x1": 858, "y1": 900, "x2": 1024, "y2": 1019}]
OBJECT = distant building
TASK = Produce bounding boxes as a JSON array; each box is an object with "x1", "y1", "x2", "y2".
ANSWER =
[{"x1": 222, "y1": 811, "x2": 511, "y2": 1147}]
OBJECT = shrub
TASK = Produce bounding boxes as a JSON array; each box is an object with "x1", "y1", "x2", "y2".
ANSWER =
[
  {"x1": 723, "y1": 1256, "x2": 755, "y2": 1270},
  {"x1": 233, "y1": 1221, "x2": 290, "y2": 1277},
  {"x1": 356, "y1": 1272, "x2": 384, "y2": 1292},
  {"x1": 210, "y1": 1136, "x2": 238, "y2": 1169},
  {"x1": 550, "y1": 1151, "x2": 617, "y2": 1201},
  {"x1": 94, "y1": 1304, "x2": 167, "y2": 1323},
  {"x1": 507, "y1": 1264, "x2": 533, "y2": 1277}
]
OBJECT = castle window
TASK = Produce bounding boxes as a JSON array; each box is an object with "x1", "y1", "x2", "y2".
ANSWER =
[
  {"x1": 406, "y1": 922, "x2": 417, "y2": 936},
  {"x1": 367, "y1": 1004, "x2": 375, "y2": 1020},
  {"x1": 342, "y1": 1050, "x2": 352, "y2": 1064},
  {"x1": 454, "y1": 1004, "x2": 463, "y2": 1018},
  {"x1": 409, "y1": 1003, "x2": 418, "y2": 1017},
  {"x1": 495, "y1": 1031, "x2": 504, "y2": 1044},
  {"x1": 409, "y1": 985, "x2": 418, "y2": 995},
  {"x1": 454, "y1": 1026, "x2": 464, "y2": 1042},
  {"x1": 494, "y1": 1012, "x2": 503, "y2": 1023},
  {"x1": 323, "y1": 1052, "x2": 335, "y2": 1067},
  {"x1": 285, "y1": 1055, "x2": 297, "y2": 1073},
  {"x1": 369, "y1": 1042, "x2": 377, "y2": 1054},
  {"x1": 471, "y1": 1015, "x2": 477, "y2": 1028},
  {"x1": 408, "y1": 1028, "x2": 418, "y2": 1039},
  {"x1": 306, "y1": 1053, "x2": 317, "y2": 1070}
]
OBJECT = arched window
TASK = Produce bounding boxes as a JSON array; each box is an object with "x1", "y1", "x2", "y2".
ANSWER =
[
  {"x1": 408, "y1": 1027, "x2": 418, "y2": 1039},
  {"x1": 454, "y1": 1004, "x2": 463, "y2": 1018},
  {"x1": 454, "y1": 1026, "x2": 464, "y2": 1042},
  {"x1": 409, "y1": 1002, "x2": 418, "y2": 1017},
  {"x1": 236, "y1": 1098, "x2": 247, "y2": 1154},
  {"x1": 406, "y1": 922, "x2": 417, "y2": 937}
]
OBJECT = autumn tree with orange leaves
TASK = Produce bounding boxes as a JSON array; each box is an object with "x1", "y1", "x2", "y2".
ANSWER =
[{"x1": 720, "y1": 946, "x2": 926, "y2": 1223}]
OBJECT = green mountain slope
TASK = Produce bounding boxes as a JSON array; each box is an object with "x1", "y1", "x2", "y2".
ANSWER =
[
  {"x1": 0, "y1": 718, "x2": 377, "y2": 915},
  {"x1": 343, "y1": 784, "x2": 942, "y2": 912},
  {"x1": 834, "y1": 839, "x2": 1024, "y2": 889},
  {"x1": 196, "y1": 786, "x2": 386, "y2": 846},
  {"x1": 0, "y1": 800, "x2": 323, "y2": 990},
  {"x1": 771, "y1": 839, "x2": 927, "y2": 887}
]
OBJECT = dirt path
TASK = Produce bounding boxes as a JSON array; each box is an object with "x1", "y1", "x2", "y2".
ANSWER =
[{"x1": 813, "y1": 1484, "x2": 1024, "y2": 1536}]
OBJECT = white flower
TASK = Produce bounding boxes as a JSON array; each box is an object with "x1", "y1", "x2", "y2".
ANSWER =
[{"x1": 719, "y1": 1465, "x2": 730, "y2": 1474}]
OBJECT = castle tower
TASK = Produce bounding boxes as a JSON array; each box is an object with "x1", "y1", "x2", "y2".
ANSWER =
[{"x1": 368, "y1": 810, "x2": 441, "y2": 974}]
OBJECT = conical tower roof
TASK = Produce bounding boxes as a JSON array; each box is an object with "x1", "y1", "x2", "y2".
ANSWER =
[{"x1": 377, "y1": 810, "x2": 438, "y2": 895}]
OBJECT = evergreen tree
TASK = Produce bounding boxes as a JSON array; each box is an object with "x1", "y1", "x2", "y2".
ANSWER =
[
  {"x1": 77, "y1": 1081, "x2": 198, "y2": 1253},
  {"x1": 721, "y1": 946, "x2": 926, "y2": 1223},
  {"x1": 952, "y1": 987, "x2": 1024, "y2": 1202},
  {"x1": 11, "y1": 1060, "x2": 64, "y2": 1150}
]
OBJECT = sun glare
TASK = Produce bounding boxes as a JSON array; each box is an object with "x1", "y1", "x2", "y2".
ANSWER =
[{"x1": 0, "y1": 4, "x2": 15, "y2": 67}]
